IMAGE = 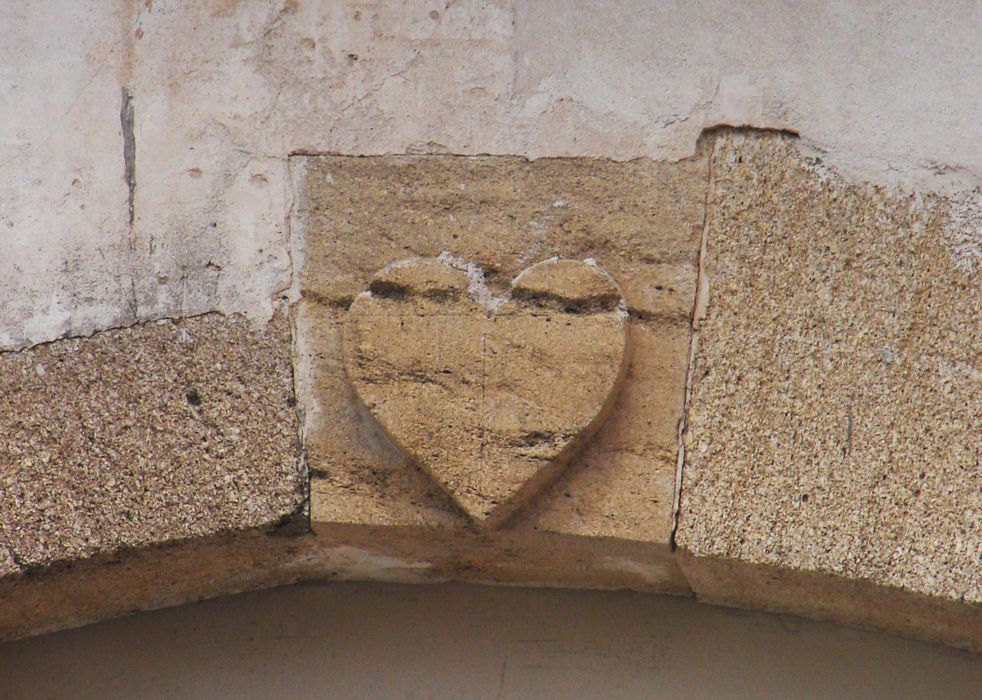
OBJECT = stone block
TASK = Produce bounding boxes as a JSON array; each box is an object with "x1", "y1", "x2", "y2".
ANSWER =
[
  {"x1": 298, "y1": 154, "x2": 708, "y2": 592},
  {"x1": 0, "y1": 312, "x2": 304, "y2": 575},
  {"x1": 676, "y1": 132, "x2": 982, "y2": 651}
]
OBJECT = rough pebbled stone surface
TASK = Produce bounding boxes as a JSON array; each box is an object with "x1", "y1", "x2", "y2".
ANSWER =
[
  {"x1": 677, "y1": 133, "x2": 981, "y2": 634},
  {"x1": 0, "y1": 312, "x2": 303, "y2": 573}
]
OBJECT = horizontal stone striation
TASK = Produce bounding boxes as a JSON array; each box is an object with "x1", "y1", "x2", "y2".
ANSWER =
[
  {"x1": 0, "y1": 312, "x2": 304, "y2": 576},
  {"x1": 299, "y1": 154, "x2": 707, "y2": 551}
]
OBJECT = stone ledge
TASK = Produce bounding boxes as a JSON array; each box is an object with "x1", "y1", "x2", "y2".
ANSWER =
[{"x1": 677, "y1": 550, "x2": 982, "y2": 653}]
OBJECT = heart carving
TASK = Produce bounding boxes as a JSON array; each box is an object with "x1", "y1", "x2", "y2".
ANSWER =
[{"x1": 342, "y1": 256, "x2": 628, "y2": 528}]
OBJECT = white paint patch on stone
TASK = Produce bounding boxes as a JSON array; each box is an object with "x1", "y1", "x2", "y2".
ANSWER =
[
  {"x1": 599, "y1": 557, "x2": 672, "y2": 586},
  {"x1": 321, "y1": 546, "x2": 434, "y2": 583},
  {"x1": 943, "y1": 193, "x2": 982, "y2": 275},
  {"x1": 797, "y1": 140, "x2": 982, "y2": 275},
  {"x1": 379, "y1": 257, "x2": 428, "y2": 273},
  {"x1": 279, "y1": 546, "x2": 434, "y2": 584},
  {"x1": 437, "y1": 252, "x2": 508, "y2": 312}
]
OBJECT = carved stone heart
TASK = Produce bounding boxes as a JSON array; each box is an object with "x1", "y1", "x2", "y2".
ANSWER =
[{"x1": 342, "y1": 256, "x2": 628, "y2": 528}]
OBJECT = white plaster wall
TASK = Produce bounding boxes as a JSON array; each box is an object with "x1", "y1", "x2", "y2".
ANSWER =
[
  {"x1": 3, "y1": 0, "x2": 981, "y2": 348},
  {"x1": 1, "y1": 582, "x2": 979, "y2": 699},
  {"x1": 0, "y1": 2, "x2": 132, "y2": 348}
]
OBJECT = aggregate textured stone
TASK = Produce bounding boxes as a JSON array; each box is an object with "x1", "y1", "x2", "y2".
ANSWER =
[
  {"x1": 343, "y1": 257, "x2": 628, "y2": 526},
  {"x1": 676, "y1": 132, "x2": 982, "y2": 649},
  {"x1": 0, "y1": 312, "x2": 303, "y2": 573},
  {"x1": 298, "y1": 154, "x2": 707, "y2": 558}
]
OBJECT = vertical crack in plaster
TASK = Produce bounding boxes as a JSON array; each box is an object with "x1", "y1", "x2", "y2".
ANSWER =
[
  {"x1": 120, "y1": 87, "x2": 136, "y2": 226},
  {"x1": 670, "y1": 134, "x2": 716, "y2": 549},
  {"x1": 120, "y1": 86, "x2": 138, "y2": 319}
]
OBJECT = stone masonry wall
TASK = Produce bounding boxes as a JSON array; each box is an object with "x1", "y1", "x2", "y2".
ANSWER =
[{"x1": 1, "y1": 2, "x2": 979, "y2": 650}]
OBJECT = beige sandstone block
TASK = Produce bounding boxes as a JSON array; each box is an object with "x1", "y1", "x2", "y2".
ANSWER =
[
  {"x1": 299, "y1": 154, "x2": 707, "y2": 592},
  {"x1": 524, "y1": 320, "x2": 690, "y2": 542},
  {"x1": 343, "y1": 258, "x2": 629, "y2": 527},
  {"x1": 676, "y1": 132, "x2": 982, "y2": 651}
]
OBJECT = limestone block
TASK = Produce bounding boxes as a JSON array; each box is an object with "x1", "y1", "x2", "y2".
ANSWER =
[
  {"x1": 299, "y1": 154, "x2": 707, "y2": 592},
  {"x1": 675, "y1": 132, "x2": 982, "y2": 651}
]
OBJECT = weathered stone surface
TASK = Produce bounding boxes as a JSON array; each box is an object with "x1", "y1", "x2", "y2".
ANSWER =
[
  {"x1": 524, "y1": 320, "x2": 689, "y2": 541},
  {"x1": 343, "y1": 257, "x2": 628, "y2": 526},
  {"x1": 0, "y1": 312, "x2": 303, "y2": 574},
  {"x1": 4, "y1": 0, "x2": 982, "y2": 654},
  {"x1": 299, "y1": 154, "x2": 707, "y2": 570},
  {"x1": 676, "y1": 132, "x2": 982, "y2": 650}
]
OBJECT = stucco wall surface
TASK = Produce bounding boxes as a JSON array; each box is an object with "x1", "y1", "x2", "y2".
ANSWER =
[{"x1": 2, "y1": 0, "x2": 980, "y2": 348}]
